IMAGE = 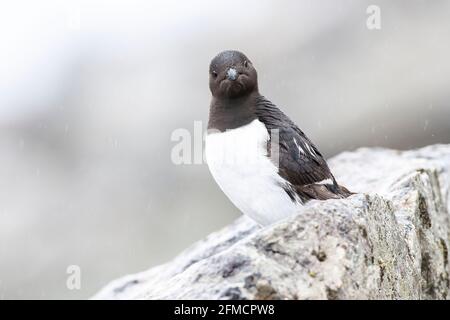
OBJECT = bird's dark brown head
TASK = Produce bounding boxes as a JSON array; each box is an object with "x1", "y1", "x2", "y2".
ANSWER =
[{"x1": 209, "y1": 50, "x2": 258, "y2": 99}]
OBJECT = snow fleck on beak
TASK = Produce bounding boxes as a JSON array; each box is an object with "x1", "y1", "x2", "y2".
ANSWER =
[{"x1": 226, "y1": 68, "x2": 238, "y2": 81}]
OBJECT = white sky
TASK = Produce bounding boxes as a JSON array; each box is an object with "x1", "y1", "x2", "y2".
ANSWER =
[{"x1": 0, "y1": 0, "x2": 344, "y2": 124}]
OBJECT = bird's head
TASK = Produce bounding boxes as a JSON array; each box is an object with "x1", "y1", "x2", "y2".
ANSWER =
[{"x1": 209, "y1": 50, "x2": 258, "y2": 99}]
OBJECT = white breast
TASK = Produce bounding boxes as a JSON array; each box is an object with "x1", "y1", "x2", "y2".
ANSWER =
[{"x1": 205, "y1": 119, "x2": 301, "y2": 226}]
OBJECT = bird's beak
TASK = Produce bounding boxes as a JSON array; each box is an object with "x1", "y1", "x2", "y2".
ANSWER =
[{"x1": 226, "y1": 68, "x2": 238, "y2": 81}]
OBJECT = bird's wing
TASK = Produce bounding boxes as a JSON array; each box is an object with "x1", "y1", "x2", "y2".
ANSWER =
[
  {"x1": 276, "y1": 125, "x2": 335, "y2": 186},
  {"x1": 255, "y1": 96, "x2": 337, "y2": 187}
]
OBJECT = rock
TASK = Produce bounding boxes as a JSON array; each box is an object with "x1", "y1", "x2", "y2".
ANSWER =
[{"x1": 94, "y1": 145, "x2": 450, "y2": 300}]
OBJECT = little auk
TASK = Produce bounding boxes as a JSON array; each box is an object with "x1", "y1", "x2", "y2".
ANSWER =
[{"x1": 205, "y1": 50, "x2": 352, "y2": 226}]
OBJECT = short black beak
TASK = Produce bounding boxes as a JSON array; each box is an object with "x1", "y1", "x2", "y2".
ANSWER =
[{"x1": 226, "y1": 68, "x2": 238, "y2": 81}]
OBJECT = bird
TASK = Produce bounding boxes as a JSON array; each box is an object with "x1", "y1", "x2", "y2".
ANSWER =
[{"x1": 205, "y1": 50, "x2": 352, "y2": 226}]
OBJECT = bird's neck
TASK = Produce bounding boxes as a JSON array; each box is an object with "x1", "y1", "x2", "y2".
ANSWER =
[{"x1": 208, "y1": 91, "x2": 261, "y2": 132}]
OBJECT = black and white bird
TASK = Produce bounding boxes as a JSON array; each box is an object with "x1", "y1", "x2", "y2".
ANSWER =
[{"x1": 205, "y1": 50, "x2": 352, "y2": 226}]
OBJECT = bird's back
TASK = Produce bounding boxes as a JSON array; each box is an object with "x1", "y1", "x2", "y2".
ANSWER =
[{"x1": 254, "y1": 96, "x2": 353, "y2": 201}]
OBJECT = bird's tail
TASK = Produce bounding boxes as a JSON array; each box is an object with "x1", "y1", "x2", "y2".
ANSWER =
[{"x1": 296, "y1": 183, "x2": 354, "y2": 201}]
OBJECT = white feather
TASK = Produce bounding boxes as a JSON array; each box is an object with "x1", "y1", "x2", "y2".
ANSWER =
[
  {"x1": 317, "y1": 178, "x2": 334, "y2": 185},
  {"x1": 293, "y1": 138, "x2": 306, "y2": 155},
  {"x1": 304, "y1": 141, "x2": 317, "y2": 158},
  {"x1": 205, "y1": 119, "x2": 302, "y2": 226}
]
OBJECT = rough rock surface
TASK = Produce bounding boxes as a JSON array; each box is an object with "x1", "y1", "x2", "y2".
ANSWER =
[{"x1": 94, "y1": 145, "x2": 450, "y2": 300}]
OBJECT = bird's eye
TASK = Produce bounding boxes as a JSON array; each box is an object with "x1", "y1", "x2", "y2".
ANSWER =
[
  {"x1": 244, "y1": 60, "x2": 249, "y2": 68},
  {"x1": 212, "y1": 71, "x2": 218, "y2": 78}
]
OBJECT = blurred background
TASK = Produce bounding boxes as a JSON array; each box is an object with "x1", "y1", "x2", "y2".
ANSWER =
[{"x1": 0, "y1": 0, "x2": 449, "y2": 299}]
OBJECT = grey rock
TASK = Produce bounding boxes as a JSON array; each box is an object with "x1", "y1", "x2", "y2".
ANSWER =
[{"x1": 94, "y1": 145, "x2": 450, "y2": 300}]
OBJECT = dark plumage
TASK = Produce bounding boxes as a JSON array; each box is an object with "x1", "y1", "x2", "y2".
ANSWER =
[
  {"x1": 207, "y1": 50, "x2": 352, "y2": 208},
  {"x1": 254, "y1": 96, "x2": 353, "y2": 201}
]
